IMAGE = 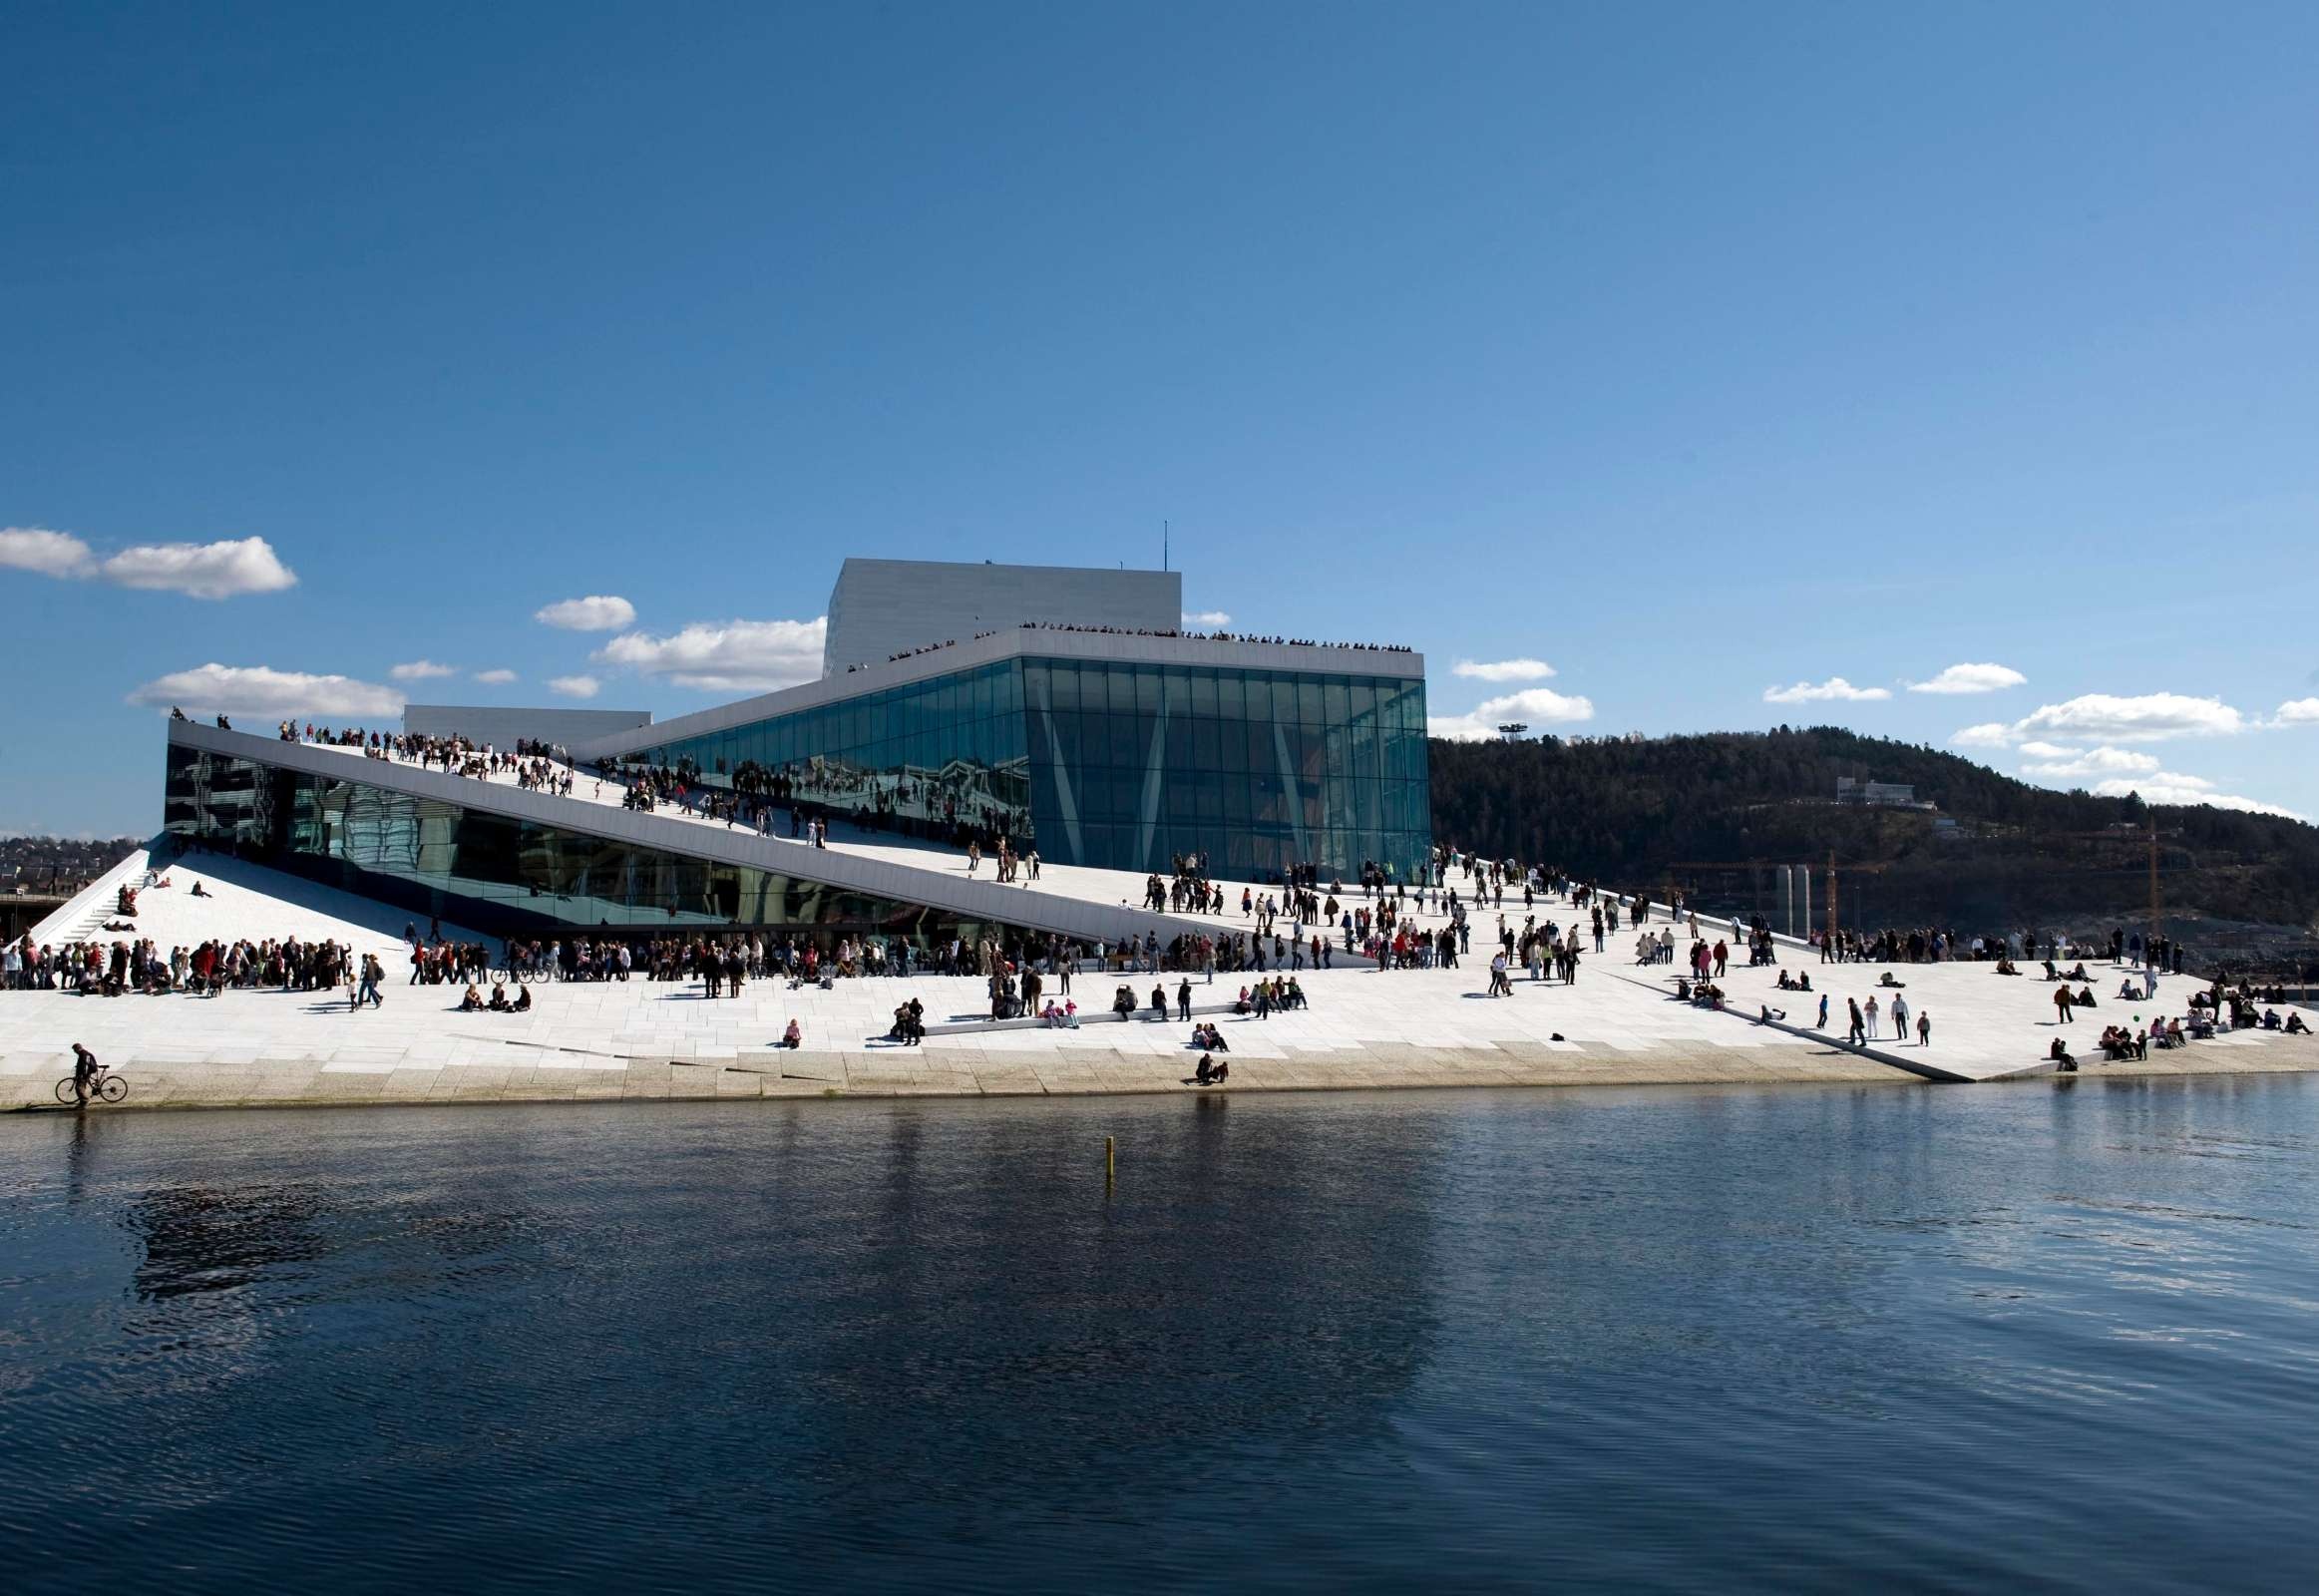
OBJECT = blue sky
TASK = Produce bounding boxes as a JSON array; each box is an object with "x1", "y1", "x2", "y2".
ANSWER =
[{"x1": 7, "y1": 1, "x2": 2319, "y2": 835}]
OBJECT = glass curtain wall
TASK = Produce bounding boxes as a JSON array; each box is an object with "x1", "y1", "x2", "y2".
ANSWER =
[
  {"x1": 1021, "y1": 659, "x2": 1429, "y2": 881},
  {"x1": 627, "y1": 659, "x2": 1031, "y2": 847},
  {"x1": 163, "y1": 746, "x2": 1025, "y2": 949},
  {"x1": 599, "y1": 653, "x2": 1431, "y2": 881}
]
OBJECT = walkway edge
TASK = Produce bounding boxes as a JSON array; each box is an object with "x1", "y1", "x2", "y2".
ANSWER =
[{"x1": 1599, "y1": 969, "x2": 1975, "y2": 1083}]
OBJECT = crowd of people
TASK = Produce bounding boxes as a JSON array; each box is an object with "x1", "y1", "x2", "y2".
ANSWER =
[
  {"x1": 274, "y1": 722, "x2": 578, "y2": 794},
  {"x1": 1007, "y1": 619, "x2": 1414, "y2": 654},
  {"x1": 3, "y1": 928, "x2": 365, "y2": 998},
  {"x1": 1807, "y1": 922, "x2": 2191, "y2": 973},
  {"x1": 2052, "y1": 977, "x2": 2315, "y2": 1070},
  {"x1": 17, "y1": 777, "x2": 2319, "y2": 1092},
  {"x1": 837, "y1": 621, "x2": 1416, "y2": 678}
]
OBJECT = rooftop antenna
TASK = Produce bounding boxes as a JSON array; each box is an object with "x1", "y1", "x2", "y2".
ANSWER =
[{"x1": 1163, "y1": 519, "x2": 1169, "y2": 572}]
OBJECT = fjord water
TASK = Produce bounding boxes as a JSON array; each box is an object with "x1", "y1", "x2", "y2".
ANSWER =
[{"x1": 4, "y1": 1080, "x2": 2317, "y2": 1593}]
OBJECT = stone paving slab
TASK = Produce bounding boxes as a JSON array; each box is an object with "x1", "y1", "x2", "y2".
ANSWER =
[{"x1": 0, "y1": 1031, "x2": 1930, "y2": 1113}]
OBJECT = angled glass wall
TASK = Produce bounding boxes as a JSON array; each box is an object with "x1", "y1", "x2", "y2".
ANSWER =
[
  {"x1": 162, "y1": 745, "x2": 1032, "y2": 950},
  {"x1": 610, "y1": 654, "x2": 1430, "y2": 882},
  {"x1": 1021, "y1": 660, "x2": 1429, "y2": 882},
  {"x1": 627, "y1": 659, "x2": 1033, "y2": 848}
]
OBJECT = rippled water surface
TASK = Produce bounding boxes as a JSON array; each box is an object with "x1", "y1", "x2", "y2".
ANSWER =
[{"x1": 5, "y1": 1078, "x2": 2319, "y2": 1592}]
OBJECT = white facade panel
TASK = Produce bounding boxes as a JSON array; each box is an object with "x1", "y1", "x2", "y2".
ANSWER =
[
  {"x1": 823, "y1": 558, "x2": 1181, "y2": 674},
  {"x1": 403, "y1": 703, "x2": 650, "y2": 752}
]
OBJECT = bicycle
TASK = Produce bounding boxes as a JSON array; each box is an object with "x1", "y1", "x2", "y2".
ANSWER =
[{"x1": 56, "y1": 1067, "x2": 129, "y2": 1105}]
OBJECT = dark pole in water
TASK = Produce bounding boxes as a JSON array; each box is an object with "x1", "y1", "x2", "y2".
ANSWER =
[
  {"x1": 2149, "y1": 818, "x2": 2161, "y2": 982},
  {"x1": 1105, "y1": 1135, "x2": 1115, "y2": 1187}
]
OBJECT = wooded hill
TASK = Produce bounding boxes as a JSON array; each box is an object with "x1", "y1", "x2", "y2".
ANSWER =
[{"x1": 1427, "y1": 727, "x2": 2319, "y2": 948}]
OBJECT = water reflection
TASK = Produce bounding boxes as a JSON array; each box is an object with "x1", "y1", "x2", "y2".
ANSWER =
[
  {"x1": 2, "y1": 1083, "x2": 2317, "y2": 1594},
  {"x1": 128, "y1": 1185, "x2": 333, "y2": 1303}
]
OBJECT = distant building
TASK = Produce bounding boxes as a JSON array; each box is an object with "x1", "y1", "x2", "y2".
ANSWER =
[{"x1": 1836, "y1": 777, "x2": 1917, "y2": 807}]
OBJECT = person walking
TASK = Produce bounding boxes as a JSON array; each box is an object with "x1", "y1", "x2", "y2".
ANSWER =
[
  {"x1": 1846, "y1": 998, "x2": 1865, "y2": 1045},
  {"x1": 70, "y1": 1042, "x2": 100, "y2": 1108},
  {"x1": 1177, "y1": 977, "x2": 1192, "y2": 1022},
  {"x1": 1916, "y1": 1011, "x2": 1932, "y2": 1048},
  {"x1": 353, "y1": 953, "x2": 384, "y2": 1011}
]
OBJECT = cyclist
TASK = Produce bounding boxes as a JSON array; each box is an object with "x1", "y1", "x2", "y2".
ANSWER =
[{"x1": 70, "y1": 1043, "x2": 100, "y2": 1108}]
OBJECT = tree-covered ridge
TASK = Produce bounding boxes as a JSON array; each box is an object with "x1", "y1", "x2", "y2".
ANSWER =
[{"x1": 1427, "y1": 726, "x2": 2319, "y2": 935}]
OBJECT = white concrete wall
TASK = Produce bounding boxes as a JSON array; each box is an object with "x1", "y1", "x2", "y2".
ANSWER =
[
  {"x1": 824, "y1": 559, "x2": 1182, "y2": 673},
  {"x1": 403, "y1": 704, "x2": 650, "y2": 751}
]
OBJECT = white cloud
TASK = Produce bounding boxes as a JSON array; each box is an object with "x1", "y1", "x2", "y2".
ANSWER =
[
  {"x1": 1429, "y1": 686, "x2": 1596, "y2": 740},
  {"x1": 128, "y1": 662, "x2": 403, "y2": 720},
  {"x1": 595, "y1": 616, "x2": 827, "y2": 692},
  {"x1": 0, "y1": 528, "x2": 296, "y2": 598},
  {"x1": 1763, "y1": 676, "x2": 1891, "y2": 704},
  {"x1": 1483, "y1": 687, "x2": 1595, "y2": 723},
  {"x1": 547, "y1": 674, "x2": 601, "y2": 699},
  {"x1": 535, "y1": 595, "x2": 636, "y2": 631},
  {"x1": 1427, "y1": 718, "x2": 1498, "y2": 742},
  {"x1": 101, "y1": 537, "x2": 297, "y2": 598},
  {"x1": 473, "y1": 668, "x2": 519, "y2": 685},
  {"x1": 2022, "y1": 746, "x2": 2161, "y2": 781},
  {"x1": 2012, "y1": 692, "x2": 2243, "y2": 743},
  {"x1": 2274, "y1": 697, "x2": 2319, "y2": 725},
  {"x1": 1182, "y1": 609, "x2": 1232, "y2": 628},
  {"x1": 1956, "y1": 692, "x2": 2248, "y2": 751},
  {"x1": 2017, "y1": 740, "x2": 2077, "y2": 759},
  {"x1": 1452, "y1": 657, "x2": 1556, "y2": 683},
  {"x1": 0, "y1": 526, "x2": 96, "y2": 577},
  {"x1": 1908, "y1": 661, "x2": 2027, "y2": 695},
  {"x1": 389, "y1": 659, "x2": 457, "y2": 681},
  {"x1": 2088, "y1": 774, "x2": 2305, "y2": 821}
]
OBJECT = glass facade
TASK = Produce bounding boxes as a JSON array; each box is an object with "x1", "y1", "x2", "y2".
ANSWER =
[
  {"x1": 629, "y1": 658, "x2": 1032, "y2": 845},
  {"x1": 625, "y1": 655, "x2": 1431, "y2": 881},
  {"x1": 163, "y1": 745, "x2": 1036, "y2": 950}
]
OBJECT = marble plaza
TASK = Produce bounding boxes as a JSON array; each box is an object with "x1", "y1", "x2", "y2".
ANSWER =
[{"x1": 7, "y1": 831, "x2": 2313, "y2": 1113}]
